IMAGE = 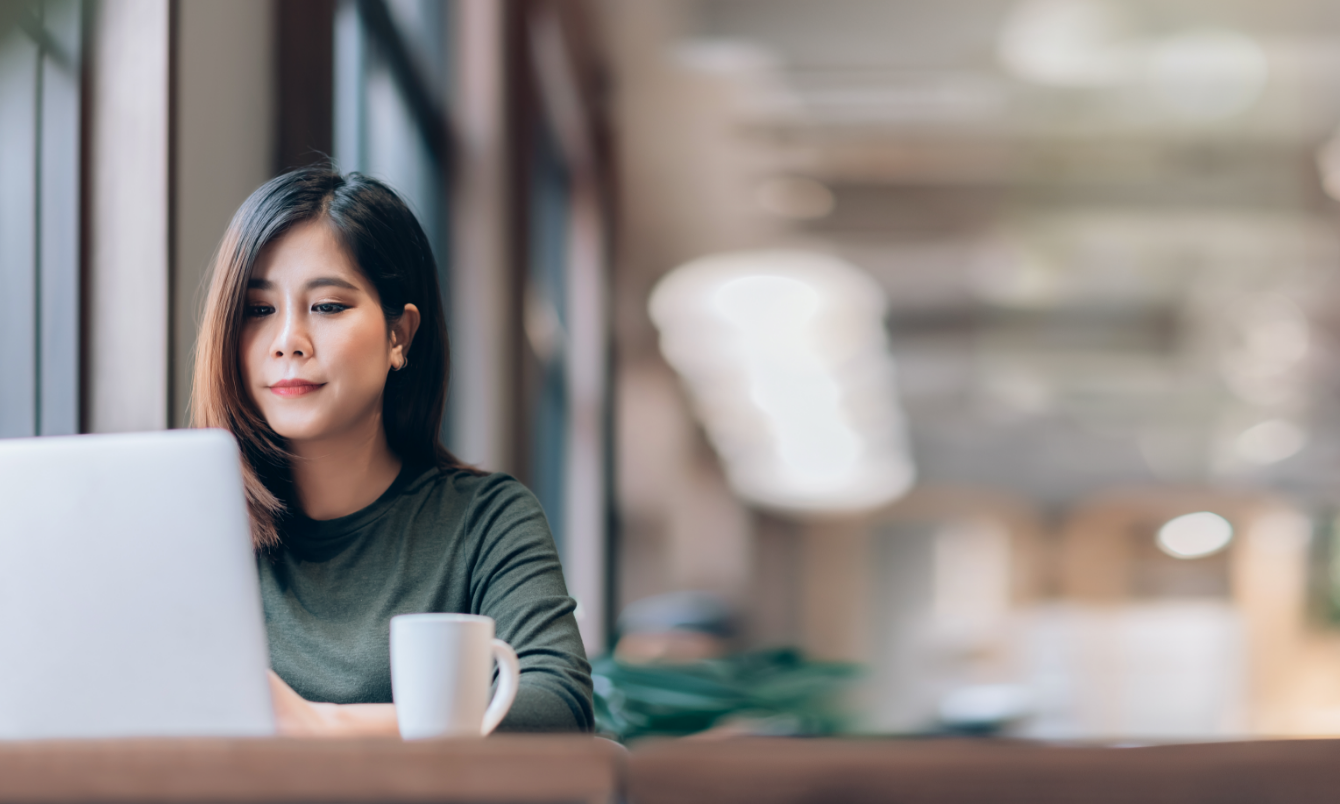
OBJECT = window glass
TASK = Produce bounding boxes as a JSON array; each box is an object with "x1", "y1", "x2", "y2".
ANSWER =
[{"x1": 0, "y1": 0, "x2": 80, "y2": 438}]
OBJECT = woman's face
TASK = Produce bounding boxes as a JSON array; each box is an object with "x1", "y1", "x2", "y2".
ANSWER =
[{"x1": 240, "y1": 220, "x2": 417, "y2": 445}]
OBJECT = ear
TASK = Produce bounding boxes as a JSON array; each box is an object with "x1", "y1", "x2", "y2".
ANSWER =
[{"x1": 390, "y1": 303, "x2": 421, "y2": 370}]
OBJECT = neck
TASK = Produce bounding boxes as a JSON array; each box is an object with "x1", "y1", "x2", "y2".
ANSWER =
[{"x1": 288, "y1": 411, "x2": 402, "y2": 521}]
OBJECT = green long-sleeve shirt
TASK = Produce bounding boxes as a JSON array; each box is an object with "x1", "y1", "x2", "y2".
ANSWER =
[{"x1": 257, "y1": 464, "x2": 593, "y2": 732}]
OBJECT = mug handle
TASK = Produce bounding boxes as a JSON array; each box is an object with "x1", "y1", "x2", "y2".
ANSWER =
[{"x1": 480, "y1": 638, "x2": 520, "y2": 736}]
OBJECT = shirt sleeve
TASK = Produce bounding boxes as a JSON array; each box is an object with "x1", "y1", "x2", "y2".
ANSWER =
[{"x1": 464, "y1": 473, "x2": 594, "y2": 732}]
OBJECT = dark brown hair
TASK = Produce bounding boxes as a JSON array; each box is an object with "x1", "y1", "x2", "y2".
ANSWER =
[{"x1": 191, "y1": 166, "x2": 472, "y2": 548}]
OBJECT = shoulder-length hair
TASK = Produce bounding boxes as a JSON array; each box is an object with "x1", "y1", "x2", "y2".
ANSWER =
[{"x1": 192, "y1": 166, "x2": 472, "y2": 549}]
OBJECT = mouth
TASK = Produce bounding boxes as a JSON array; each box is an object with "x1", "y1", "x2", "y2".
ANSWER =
[{"x1": 268, "y1": 379, "x2": 325, "y2": 397}]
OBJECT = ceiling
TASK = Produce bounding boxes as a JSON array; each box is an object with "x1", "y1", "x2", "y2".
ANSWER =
[{"x1": 611, "y1": 0, "x2": 1340, "y2": 509}]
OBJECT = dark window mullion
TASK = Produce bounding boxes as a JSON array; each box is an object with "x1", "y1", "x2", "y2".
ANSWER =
[{"x1": 356, "y1": 0, "x2": 448, "y2": 164}]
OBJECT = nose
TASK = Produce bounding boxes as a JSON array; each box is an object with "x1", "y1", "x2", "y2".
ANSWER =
[{"x1": 271, "y1": 304, "x2": 314, "y2": 360}]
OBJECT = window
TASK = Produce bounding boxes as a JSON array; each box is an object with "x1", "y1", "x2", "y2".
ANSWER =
[
  {"x1": 0, "y1": 0, "x2": 81, "y2": 438},
  {"x1": 526, "y1": 119, "x2": 572, "y2": 552}
]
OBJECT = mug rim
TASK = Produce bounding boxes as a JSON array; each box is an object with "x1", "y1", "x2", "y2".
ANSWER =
[{"x1": 391, "y1": 612, "x2": 494, "y2": 627}]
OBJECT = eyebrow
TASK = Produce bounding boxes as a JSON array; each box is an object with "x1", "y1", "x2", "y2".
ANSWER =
[{"x1": 246, "y1": 277, "x2": 360, "y2": 291}]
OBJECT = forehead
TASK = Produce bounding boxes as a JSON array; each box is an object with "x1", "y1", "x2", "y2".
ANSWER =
[{"x1": 249, "y1": 219, "x2": 365, "y2": 287}]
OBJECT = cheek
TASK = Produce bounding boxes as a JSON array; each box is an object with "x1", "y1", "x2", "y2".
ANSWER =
[
  {"x1": 323, "y1": 315, "x2": 391, "y2": 386},
  {"x1": 238, "y1": 325, "x2": 267, "y2": 387}
]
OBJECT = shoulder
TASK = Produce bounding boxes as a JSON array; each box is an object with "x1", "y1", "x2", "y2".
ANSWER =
[
  {"x1": 407, "y1": 466, "x2": 548, "y2": 533},
  {"x1": 413, "y1": 466, "x2": 538, "y2": 507}
]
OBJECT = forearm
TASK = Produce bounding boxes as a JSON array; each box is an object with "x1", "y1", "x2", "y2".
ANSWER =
[
  {"x1": 310, "y1": 702, "x2": 399, "y2": 737},
  {"x1": 496, "y1": 680, "x2": 591, "y2": 733},
  {"x1": 270, "y1": 670, "x2": 399, "y2": 737}
]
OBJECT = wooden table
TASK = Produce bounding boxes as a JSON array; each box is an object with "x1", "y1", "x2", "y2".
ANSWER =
[
  {"x1": 626, "y1": 737, "x2": 1340, "y2": 804},
  {"x1": 0, "y1": 736, "x2": 622, "y2": 804},
  {"x1": 14, "y1": 734, "x2": 1340, "y2": 803}
]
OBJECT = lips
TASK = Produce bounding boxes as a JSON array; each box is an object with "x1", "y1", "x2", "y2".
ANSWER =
[{"x1": 269, "y1": 379, "x2": 325, "y2": 397}]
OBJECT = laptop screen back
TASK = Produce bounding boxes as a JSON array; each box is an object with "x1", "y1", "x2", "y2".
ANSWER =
[{"x1": 0, "y1": 429, "x2": 274, "y2": 738}]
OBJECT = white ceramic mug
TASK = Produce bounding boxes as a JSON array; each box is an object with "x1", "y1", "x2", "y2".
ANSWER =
[{"x1": 389, "y1": 613, "x2": 520, "y2": 739}]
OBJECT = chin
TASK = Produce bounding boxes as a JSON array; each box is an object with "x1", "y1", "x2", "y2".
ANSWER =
[{"x1": 263, "y1": 413, "x2": 331, "y2": 443}]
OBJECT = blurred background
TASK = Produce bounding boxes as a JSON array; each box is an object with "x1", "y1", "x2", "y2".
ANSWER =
[{"x1": 9, "y1": 0, "x2": 1340, "y2": 741}]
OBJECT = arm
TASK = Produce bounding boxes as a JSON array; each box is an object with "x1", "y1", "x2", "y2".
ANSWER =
[
  {"x1": 467, "y1": 475, "x2": 594, "y2": 732},
  {"x1": 269, "y1": 670, "x2": 399, "y2": 737},
  {"x1": 268, "y1": 474, "x2": 592, "y2": 736}
]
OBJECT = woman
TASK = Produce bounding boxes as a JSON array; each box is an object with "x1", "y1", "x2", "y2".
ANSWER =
[{"x1": 191, "y1": 166, "x2": 592, "y2": 735}]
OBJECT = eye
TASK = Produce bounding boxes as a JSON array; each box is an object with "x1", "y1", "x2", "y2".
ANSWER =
[
  {"x1": 245, "y1": 304, "x2": 274, "y2": 318},
  {"x1": 313, "y1": 302, "x2": 349, "y2": 314}
]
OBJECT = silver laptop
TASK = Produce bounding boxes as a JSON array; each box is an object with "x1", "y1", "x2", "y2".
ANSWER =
[{"x1": 0, "y1": 429, "x2": 275, "y2": 738}]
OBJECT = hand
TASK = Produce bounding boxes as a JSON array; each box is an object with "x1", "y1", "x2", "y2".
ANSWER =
[
  {"x1": 268, "y1": 670, "x2": 401, "y2": 738},
  {"x1": 268, "y1": 670, "x2": 338, "y2": 736}
]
